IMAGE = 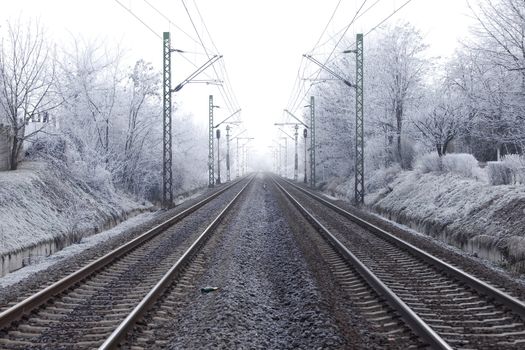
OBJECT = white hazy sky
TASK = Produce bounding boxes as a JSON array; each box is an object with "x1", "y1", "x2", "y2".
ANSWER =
[{"x1": 1, "y1": 0, "x2": 475, "y2": 168}]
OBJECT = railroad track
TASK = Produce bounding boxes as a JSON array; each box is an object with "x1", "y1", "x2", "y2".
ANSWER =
[
  {"x1": 0, "y1": 176, "x2": 253, "y2": 349},
  {"x1": 274, "y1": 177, "x2": 525, "y2": 349}
]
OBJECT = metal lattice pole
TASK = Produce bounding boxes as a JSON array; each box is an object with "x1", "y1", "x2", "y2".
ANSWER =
[
  {"x1": 277, "y1": 144, "x2": 281, "y2": 176},
  {"x1": 283, "y1": 138, "x2": 288, "y2": 178},
  {"x1": 355, "y1": 33, "x2": 364, "y2": 204},
  {"x1": 242, "y1": 145, "x2": 248, "y2": 175},
  {"x1": 162, "y1": 32, "x2": 173, "y2": 207},
  {"x1": 310, "y1": 96, "x2": 316, "y2": 188},
  {"x1": 208, "y1": 95, "x2": 214, "y2": 187},
  {"x1": 216, "y1": 129, "x2": 221, "y2": 184},
  {"x1": 236, "y1": 138, "x2": 240, "y2": 178},
  {"x1": 303, "y1": 128, "x2": 308, "y2": 183},
  {"x1": 294, "y1": 125, "x2": 298, "y2": 181},
  {"x1": 226, "y1": 125, "x2": 231, "y2": 182}
]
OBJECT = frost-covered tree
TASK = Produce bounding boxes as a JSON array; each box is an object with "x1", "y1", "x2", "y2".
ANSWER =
[
  {"x1": 469, "y1": 0, "x2": 525, "y2": 76},
  {"x1": 59, "y1": 38, "x2": 124, "y2": 162},
  {"x1": 311, "y1": 56, "x2": 355, "y2": 181},
  {"x1": 368, "y1": 22, "x2": 429, "y2": 168},
  {"x1": 115, "y1": 60, "x2": 160, "y2": 194},
  {"x1": 0, "y1": 19, "x2": 59, "y2": 170},
  {"x1": 413, "y1": 85, "x2": 464, "y2": 156},
  {"x1": 444, "y1": 0, "x2": 525, "y2": 160}
]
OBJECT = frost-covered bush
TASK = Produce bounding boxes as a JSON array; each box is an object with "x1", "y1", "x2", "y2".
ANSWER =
[
  {"x1": 25, "y1": 135, "x2": 67, "y2": 161},
  {"x1": 366, "y1": 164, "x2": 401, "y2": 193},
  {"x1": 487, "y1": 162, "x2": 513, "y2": 185},
  {"x1": 414, "y1": 152, "x2": 484, "y2": 180},
  {"x1": 26, "y1": 133, "x2": 117, "y2": 196},
  {"x1": 365, "y1": 135, "x2": 390, "y2": 172},
  {"x1": 501, "y1": 154, "x2": 525, "y2": 184},
  {"x1": 442, "y1": 153, "x2": 480, "y2": 179},
  {"x1": 414, "y1": 152, "x2": 443, "y2": 173}
]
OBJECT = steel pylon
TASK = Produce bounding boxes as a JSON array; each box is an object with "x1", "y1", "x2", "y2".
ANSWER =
[{"x1": 162, "y1": 32, "x2": 173, "y2": 207}]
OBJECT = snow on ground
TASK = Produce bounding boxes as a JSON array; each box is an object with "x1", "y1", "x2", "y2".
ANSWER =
[
  {"x1": 0, "y1": 179, "x2": 206, "y2": 285},
  {"x1": 370, "y1": 171, "x2": 525, "y2": 247},
  {"x1": 0, "y1": 161, "x2": 152, "y2": 257},
  {"x1": 0, "y1": 211, "x2": 156, "y2": 288}
]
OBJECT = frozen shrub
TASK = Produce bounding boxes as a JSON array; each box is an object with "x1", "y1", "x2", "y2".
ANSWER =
[
  {"x1": 414, "y1": 152, "x2": 443, "y2": 174},
  {"x1": 487, "y1": 162, "x2": 513, "y2": 185},
  {"x1": 366, "y1": 164, "x2": 401, "y2": 193},
  {"x1": 502, "y1": 154, "x2": 525, "y2": 184},
  {"x1": 442, "y1": 153, "x2": 480, "y2": 178},
  {"x1": 25, "y1": 135, "x2": 67, "y2": 161},
  {"x1": 414, "y1": 152, "x2": 485, "y2": 180},
  {"x1": 365, "y1": 135, "x2": 390, "y2": 172}
]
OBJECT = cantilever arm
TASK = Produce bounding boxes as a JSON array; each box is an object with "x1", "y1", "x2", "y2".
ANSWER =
[
  {"x1": 214, "y1": 109, "x2": 242, "y2": 128},
  {"x1": 173, "y1": 55, "x2": 223, "y2": 92},
  {"x1": 283, "y1": 109, "x2": 309, "y2": 128},
  {"x1": 303, "y1": 54, "x2": 354, "y2": 88},
  {"x1": 278, "y1": 128, "x2": 294, "y2": 140}
]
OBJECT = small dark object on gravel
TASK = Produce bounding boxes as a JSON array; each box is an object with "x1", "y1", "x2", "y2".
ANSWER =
[{"x1": 201, "y1": 286, "x2": 219, "y2": 293}]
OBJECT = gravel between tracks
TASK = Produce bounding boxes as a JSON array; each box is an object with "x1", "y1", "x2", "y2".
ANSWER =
[{"x1": 154, "y1": 175, "x2": 358, "y2": 349}]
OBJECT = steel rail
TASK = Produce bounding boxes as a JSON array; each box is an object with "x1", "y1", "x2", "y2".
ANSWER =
[
  {"x1": 281, "y1": 178, "x2": 525, "y2": 320},
  {"x1": 99, "y1": 176, "x2": 254, "y2": 349},
  {"x1": 273, "y1": 178, "x2": 452, "y2": 350},
  {"x1": 0, "y1": 178, "x2": 246, "y2": 329}
]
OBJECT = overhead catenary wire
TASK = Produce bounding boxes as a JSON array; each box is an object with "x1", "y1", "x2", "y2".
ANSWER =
[
  {"x1": 181, "y1": 0, "x2": 240, "y2": 114},
  {"x1": 142, "y1": 0, "x2": 202, "y2": 48},
  {"x1": 288, "y1": 0, "x2": 369, "y2": 115},
  {"x1": 192, "y1": 0, "x2": 241, "y2": 112},
  {"x1": 113, "y1": 0, "x2": 216, "y2": 82},
  {"x1": 286, "y1": 0, "x2": 382, "y2": 114},
  {"x1": 323, "y1": 0, "x2": 418, "y2": 61},
  {"x1": 186, "y1": 0, "x2": 235, "y2": 111},
  {"x1": 312, "y1": 0, "x2": 383, "y2": 55},
  {"x1": 307, "y1": 0, "x2": 344, "y2": 55},
  {"x1": 113, "y1": 0, "x2": 161, "y2": 39},
  {"x1": 363, "y1": 0, "x2": 416, "y2": 37},
  {"x1": 194, "y1": 1, "x2": 241, "y2": 113},
  {"x1": 287, "y1": 0, "x2": 416, "y2": 116},
  {"x1": 286, "y1": 0, "x2": 386, "y2": 115}
]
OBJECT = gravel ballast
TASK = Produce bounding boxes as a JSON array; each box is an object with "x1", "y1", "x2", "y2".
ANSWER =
[{"x1": 156, "y1": 175, "x2": 353, "y2": 349}]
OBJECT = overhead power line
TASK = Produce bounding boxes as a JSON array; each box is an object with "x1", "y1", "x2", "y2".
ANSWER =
[
  {"x1": 192, "y1": 0, "x2": 240, "y2": 112},
  {"x1": 313, "y1": 0, "x2": 383, "y2": 55},
  {"x1": 287, "y1": 0, "x2": 385, "y2": 114},
  {"x1": 308, "y1": 0, "x2": 344, "y2": 54},
  {"x1": 142, "y1": 0, "x2": 202, "y2": 47},
  {"x1": 113, "y1": 0, "x2": 161, "y2": 39},
  {"x1": 181, "y1": 0, "x2": 240, "y2": 114},
  {"x1": 288, "y1": 0, "x2": 369, "y2": 114},
  {"x1": 364, "y1": 0, "x2": 416, "y2": 37},
  {"x1": 287, "y1": 0, "x2": 417, "y2": 115}
]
